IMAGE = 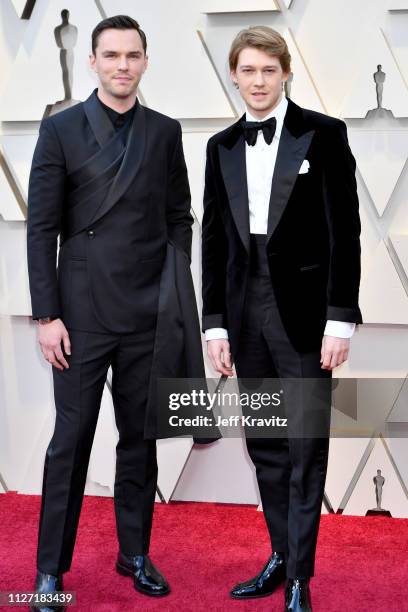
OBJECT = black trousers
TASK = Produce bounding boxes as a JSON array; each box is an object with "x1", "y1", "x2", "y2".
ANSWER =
[
  {"x1": 234, "y1": 235, "x2": 332, "y2": 579},
  {"x1": 37, "y1": 327, "x2": 157, "y2": 575}
]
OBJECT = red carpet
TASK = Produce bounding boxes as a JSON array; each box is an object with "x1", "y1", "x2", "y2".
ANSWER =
[{"x1": 0, "y1": 492, "x2": 406, "y2": 611}]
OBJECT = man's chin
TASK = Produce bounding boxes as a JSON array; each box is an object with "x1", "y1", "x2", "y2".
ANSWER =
[
  {"x1": 110, "y1": 87, "x2": 137, "y2": 100},
  {"x1": 248, "y1": 97, "x2": 280, "y2": 114},
  {"x1": 247, "y1": 103, "x2": 271, "y2": 114}
]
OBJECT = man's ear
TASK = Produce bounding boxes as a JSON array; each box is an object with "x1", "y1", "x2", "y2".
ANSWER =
[
  {"x1": 89, "y1": 54, "x2": 96, "y2": 73},
  {"x1": 231, "y1": 70, "x2": 238, "y2": 88},
  {"x1": 282, "y1": 69, "x2": 290, "y2": 84}
]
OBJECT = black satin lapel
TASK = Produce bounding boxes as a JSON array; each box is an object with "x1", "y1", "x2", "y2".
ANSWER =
[
  {"x1": 89, "y1": 102, "x2": 146, "y2": 227},
  {"x1": 67, "y1": 151, "x2": 124, "y2": 210},
  {"x1": 83, "y1": 90, "x2": 115, "y2": 148},
  {"x1": 267, "y1": 126, "x2": 315, "y2": 242},
  {"x1": 67, "y1": 128, "x2": 125, "y2": 190},
  {"x1": 218, "y1": 136, "x2": 250, "y2": 253}
]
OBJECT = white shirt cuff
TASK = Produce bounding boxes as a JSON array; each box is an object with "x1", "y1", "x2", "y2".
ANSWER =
[
  {"x1": 324, "y1": 320, "x2": 355, "y2": 339},
  {"x1": 205, "y1": 328, "x2": 229, "y2": 341},
  {"x1": 205, "y1": 323, "x2": 354, "y2": 341}
]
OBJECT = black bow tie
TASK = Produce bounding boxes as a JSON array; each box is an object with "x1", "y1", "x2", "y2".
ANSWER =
[{"x1": 241, "y1": 116, "x2": 277, "y2": 146}]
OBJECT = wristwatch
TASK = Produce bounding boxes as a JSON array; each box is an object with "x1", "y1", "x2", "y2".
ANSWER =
[{"x1": 38, "y1": 317, "x2": 55, "y2": 325}]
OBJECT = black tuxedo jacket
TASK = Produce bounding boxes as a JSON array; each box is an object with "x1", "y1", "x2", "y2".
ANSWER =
[
  {"x1": 202, "y1": 98, "x2": 363, "y2": 356},
  {"x1": 27, "y1": 90, "x2": 193, "y2": 334}
]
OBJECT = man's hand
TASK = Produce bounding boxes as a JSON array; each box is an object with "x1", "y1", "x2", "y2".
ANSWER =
[
  {"x1": 207, "y1": 339, "x2": 234, "y2": 377},
  {"x1": 38, "y1": 318, "x2": 71, "y2": 371},
  {"x1": 320, "y1": 335, "x2": 350, "y2": 370}
]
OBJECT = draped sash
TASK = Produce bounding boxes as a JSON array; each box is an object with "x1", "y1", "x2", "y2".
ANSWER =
[
  {"x1": 62, "y1": 90, "x2": 146, "y2": 241},
  {"x1": 144, "y1": 242, "x2": 221, "y2": 442}
]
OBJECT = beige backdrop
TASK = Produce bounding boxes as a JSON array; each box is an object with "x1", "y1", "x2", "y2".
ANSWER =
[{"x1": 0, "y1": 0, "x2": 407, "y2": 517}]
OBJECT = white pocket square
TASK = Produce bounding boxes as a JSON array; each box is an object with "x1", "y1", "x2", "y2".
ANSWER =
[{"x1": 298, "y1": 159, "x2": 310, "y2": 174}]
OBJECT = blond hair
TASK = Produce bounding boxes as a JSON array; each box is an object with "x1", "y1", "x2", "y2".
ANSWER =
[{"x1": 229, "y1": 26, "x2": 291, "y2": 73}]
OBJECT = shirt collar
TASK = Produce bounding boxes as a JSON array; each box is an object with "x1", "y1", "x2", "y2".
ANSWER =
[
  {"x1": 245, "y1": 95, "x2": 288, "y2": 140},
  {"x1": 97, "y1": 94, "x2": 137, "y2": 128}
]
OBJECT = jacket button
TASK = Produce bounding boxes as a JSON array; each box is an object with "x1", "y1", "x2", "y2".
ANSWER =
[{"x1": 87, "y1": 229, "x2": 95, "y2": 239}]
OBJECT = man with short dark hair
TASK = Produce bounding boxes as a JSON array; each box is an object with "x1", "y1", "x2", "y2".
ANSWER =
[
  {"x1": 202, "y1": 26, "x2": 362, "y2": 611},
  {"x1": 27, "y1": 15, "x2": 193, "y2": 608}
]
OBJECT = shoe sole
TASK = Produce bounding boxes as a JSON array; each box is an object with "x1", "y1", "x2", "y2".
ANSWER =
[
  {"x1": 230, "y1": 575, "x2": 286, "y2": 600},
  {"x1": 230, "y1": 591, "x2": 275, "y2": 599},
  {"x1": 116, "y1": 562, "x2": 170, "y2": 597}
]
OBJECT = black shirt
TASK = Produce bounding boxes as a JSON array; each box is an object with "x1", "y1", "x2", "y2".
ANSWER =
[{"x1": 97, "y1": 95, "x2": 137, "y2": 131}]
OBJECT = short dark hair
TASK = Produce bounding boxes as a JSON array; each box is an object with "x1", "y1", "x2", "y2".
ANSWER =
[{"x1": 91, "y1": 15, "x2": 147, "y2": 55}]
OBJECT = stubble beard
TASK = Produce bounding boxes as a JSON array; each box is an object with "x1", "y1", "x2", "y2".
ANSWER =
[{"x1": 103, "y1": 76, "x2": 139, "y2": 101}]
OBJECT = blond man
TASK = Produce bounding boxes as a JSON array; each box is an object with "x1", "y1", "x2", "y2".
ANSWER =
[{"x1": 202, "y1": 27, "x2": 362, "y2": 612}]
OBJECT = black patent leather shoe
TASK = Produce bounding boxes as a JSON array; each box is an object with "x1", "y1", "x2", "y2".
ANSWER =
[
  {"x1": 29, "y1": 572, "x2": 65, "y2": 612},
  {"x1": 116, "y1": 552, "x2": 170, "y2": 597},
  {"x1": 285, "y1": 578, "x2": 312, "y2": 611},
  {"x1": 230, "y1": 552, "x2": 286, "y2": 599}
]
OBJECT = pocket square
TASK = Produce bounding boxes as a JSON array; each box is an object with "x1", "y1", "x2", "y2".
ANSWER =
[{"x1": 298, "y1": 159, "x2": 310, "y2": 174}]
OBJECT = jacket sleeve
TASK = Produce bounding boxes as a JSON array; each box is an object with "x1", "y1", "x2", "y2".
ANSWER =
[
  {"x1": 27, "y1": 117, "x2": 66, "y2": 320},
  {"x1": 323, "y1": 120, "x2": 363, "y2": 324},
  {"x1": 166, "y1": 122, "x2": 193, "y2": 260},
  {"x1": 201, "y1": 140, "x2": 228, "y2": 332}
]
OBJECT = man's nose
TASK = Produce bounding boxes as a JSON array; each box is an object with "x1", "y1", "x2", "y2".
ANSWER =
[
  {"x1": 118, "y1": 57, "x2": 129, "y2": 70},
  {"x1": 254, "y1": 71, "x2": 265, "y2": 86}
]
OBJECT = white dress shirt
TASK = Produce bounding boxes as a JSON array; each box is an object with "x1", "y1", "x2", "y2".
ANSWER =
[
  {"x1": 246, "y1": 96, "x2": 288, "y2": 234},
  {"x1": 205, "y1": 96, "x2": 355, "y2": 342}
]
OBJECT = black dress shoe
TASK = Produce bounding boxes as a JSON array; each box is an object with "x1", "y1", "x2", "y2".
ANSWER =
[
  {"x1": 285, "y1": 578, "x2": 312, "y2": 611},
  {"x1": 230, "y1": 552, "x2": 286, "y2": 599},
  {"x1": 29, "y1": 571, "x2": 65, "y2": 612},
  {"x1": 116, "y1": 551, "x2": 170, "y2": 597}
]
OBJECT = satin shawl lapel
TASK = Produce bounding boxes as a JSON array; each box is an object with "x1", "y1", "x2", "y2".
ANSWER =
[
  {"x1": 68, "y1": 91, "x2": 125, "y2": 193},
  {"x1": 218, "y1": 127, "x2": 250, "y2": 254},
  {"x1": 65, "y1": 94, "x2": 147, "y2": 238},
  {"x1": 69, "y1": 92, "x2": 125, "y2": 190},
  {"x1": 267, "y1": 102, "x2": 315, "y2": 242},
  {"x1": 64, "y1": 92, "x2": 126, "y2": 237},
  {"x1": 83, "y1": 89, "x2": 116, "y2": 148},
  {"x1": 88, "y1": 100, "x2": 146, "y2": 227}
]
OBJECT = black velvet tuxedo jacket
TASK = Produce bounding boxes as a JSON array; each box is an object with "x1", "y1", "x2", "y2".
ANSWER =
[
  {"x1": 27, "y1": 90, "x2": 193, "y2": 335},
  {"x1": 202, "y1": 98, "x2": 363, "y2": 356}
]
